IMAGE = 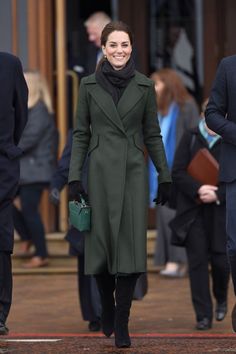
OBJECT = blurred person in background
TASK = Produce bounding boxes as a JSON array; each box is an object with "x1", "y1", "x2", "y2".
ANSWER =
[
  {"x1": 72, "y1": 11, "x2": 111, "y2": 77},
  {"x1": 150, "y1": 68, "x2": 199, "y2": 277},
  {"x1": 49, "y1": 130, "x2": 102, "y2": 332},
  {"x1": 84, "y1": 11, "x2": 111, "y2": 71},
  {"x1": 171, "y1": 99, "x2": 230, "y2": 330},
  {"x1": 13, "y1": 71, "x2": 57, "y2": 268},
  {"x1": 0, "y1": 52, "x2": 28, "y2": 335}
]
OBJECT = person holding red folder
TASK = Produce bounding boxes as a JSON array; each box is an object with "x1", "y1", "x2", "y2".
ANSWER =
[{"x1": 171, "y1": 101, "x2": 230, "y2": 330}]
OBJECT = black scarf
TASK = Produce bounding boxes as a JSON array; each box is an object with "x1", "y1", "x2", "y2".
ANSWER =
[{"x1": 96, "y1": 58, "x2": 135, "y2": 105}]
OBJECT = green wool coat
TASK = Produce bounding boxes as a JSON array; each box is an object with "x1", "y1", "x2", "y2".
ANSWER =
[{"x1": 69, "y1": 71, "x2": 171, "y2": 275}]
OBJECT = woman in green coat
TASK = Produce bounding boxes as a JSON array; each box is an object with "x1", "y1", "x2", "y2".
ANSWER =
[{"x1": 68, "y1": 21, "x2": 171, "y2": 348}]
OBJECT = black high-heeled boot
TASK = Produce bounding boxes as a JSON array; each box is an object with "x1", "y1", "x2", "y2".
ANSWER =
[
  {"x1": 95, "y1": 273, "x2": 116, "y2": 337},
  {"x1": 115, "y1": 274, "x2": 140, "y2": 348}
]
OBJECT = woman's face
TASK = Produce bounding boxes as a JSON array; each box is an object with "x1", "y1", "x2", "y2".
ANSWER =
[
  {"x1": 154, "y1": 78, "x2": 165, "y2": 97},
  {"x1": 102, "y1": 30, "x2": 132, "y2": 70}
]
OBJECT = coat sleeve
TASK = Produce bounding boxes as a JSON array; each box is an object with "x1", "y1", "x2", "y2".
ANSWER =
[
  {"x1": 50, "y1": 130, "x2": 73, "y2": 191},
  {"x1": 13, "y1": 58, "x2": 28, "y2": 145},
  {"x1": 69, "y1": 79, "x2": 91, "y2": 182},
  {"x1": 172, "y1": 131, "x2": 202, "y2": 201},
  {"x1": 215, "y1": 182, "x2": 226, "y2": 204},
  {"x1": 142, "y1": 82, "x2": 171, "y2": 183},
  {"x1": 205, "y1": 58, "x2": 236, "y2": 145}
]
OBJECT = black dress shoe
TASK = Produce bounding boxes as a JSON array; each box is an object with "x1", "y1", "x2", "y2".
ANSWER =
[
  {"x1": 0, "y1": 322, "x2": 9, "y2": 335},
  {"x1": 196, "y1": 318, "x2": 212, "y2": 330},
  {"x1": 88, "y1": 320, "x2": 101, "y2": 332},
  {"x1": 215, "y1": 301, "x2": 227, "y2": 321},
  {"x1": 231, "y1": 303, "x2": 236, "y2": 332}
]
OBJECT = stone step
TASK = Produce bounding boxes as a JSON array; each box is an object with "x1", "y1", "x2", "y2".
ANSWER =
[
  {"x1": 13, "y1": 254, "x2": 76, "y2": 266},
  {"x1": 13, "y1": 230, "x2": 157, "y2": 275},
  {"x1": 14, "y1": 230, "x2": 157, "y2": 257},
  {"x1": 12, "y1": 255, "x2": 158, "y2": 275}
]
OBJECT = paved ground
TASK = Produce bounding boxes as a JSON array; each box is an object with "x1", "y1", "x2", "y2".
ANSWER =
[
  {"x1": 2, "y1": 335, "x2": 236, "y2": 354},
  {"x1": 7, "y1": 273, "x2": 234, "y2": 334},
  {"x1": 1, "y1": 272, "x2": 236, "y2": 353}
]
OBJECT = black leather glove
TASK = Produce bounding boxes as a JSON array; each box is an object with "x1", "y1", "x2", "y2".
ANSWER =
[
  {"x1": 68, "y1": 181, "x2": 88, "y2": 202},
  {"x1": 153, "y1": 182, "x2": 172, "y2": 206},
  {"x1": 49, "y1": 188, "x2": 60, "y2": 205}
]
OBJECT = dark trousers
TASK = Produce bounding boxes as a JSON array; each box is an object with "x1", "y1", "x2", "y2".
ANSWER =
[
  {"x1": 226, "y1": 180, "x2": 236, "y2": 294},
  {"x1": 13, "y1": 205, "x2": 30, "y2": 241},
  {"x1": 0, "y1": 252, "x2": 12, "y2": 323},
  {"x1": 65, "y1": 227, "x2": 101, "y2": 322},
  {"x1": 77, "y1": 255, "x2": 101, "y2": 322},
  {"x1": 13, "y1": 184, "x2": 48, "y2": 258},
  {"x1": 186, "y1": 216, "x2": 229, "y2": 321},
  {"x1": 0, "y1": 200, "x2": 15, "y2": 252}
]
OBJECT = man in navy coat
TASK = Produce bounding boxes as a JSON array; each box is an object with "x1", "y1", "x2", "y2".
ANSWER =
[
  {"x1": 0, "y1": 52, "x2": 28, "y2": 335},
  {"x1": 206, "y1": 55, "x2": 236, "y2": 332}
]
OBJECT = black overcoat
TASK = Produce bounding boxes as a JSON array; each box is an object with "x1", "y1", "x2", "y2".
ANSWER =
[
  {"x1": 0, "y1": 52, "x2": 28, "y2": 252},
  {"x1": 206, "y1": 55, "x2": 236, "y2": 182},
  {"x1": 171, "y1": 127, "x2": 226, "y2": 252}
]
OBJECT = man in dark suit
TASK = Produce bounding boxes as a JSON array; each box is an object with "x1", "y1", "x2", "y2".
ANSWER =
[
  {"x1": 205, "y1": 55, "x2": 236, "y2": 332},
  {"x1": 83, "y1": 12, "x2": 111, "y2": 75},
  {"x1": 73, "y1": 12, "x2": 111, "y2": 78},
  {"x1": 72, "y1": 12, "x2": 111, "y2": 77},
  {"x1": 0, "y1": 52, "x2": 28, "y2": 335}
]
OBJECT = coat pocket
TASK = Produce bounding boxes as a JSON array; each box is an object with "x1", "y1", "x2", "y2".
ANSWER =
[
  {"x1": 88, "y1": 135, "x2": 99, "y2": 155},
  {"x1": 133, "y1": 133, "x2": 144, "y2": 154}
]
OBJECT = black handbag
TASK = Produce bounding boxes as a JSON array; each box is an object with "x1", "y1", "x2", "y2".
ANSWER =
[{"x1": 69, "y1": 197, "x2": 91, "y2": 232}]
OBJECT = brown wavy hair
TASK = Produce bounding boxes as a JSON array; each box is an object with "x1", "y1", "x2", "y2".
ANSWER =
[
  {"x1": 96, "y1": 21, "x2": 133, "y2": 70},
  {"x1": 100, "y1": 20, "x2": 133, "y2": 47},
  {"x1": 150, "y1": 68, "x2": 193, "y2": 115}
]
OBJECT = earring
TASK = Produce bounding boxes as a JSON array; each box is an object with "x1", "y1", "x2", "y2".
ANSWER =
[{"x1": 104, "y1": 55, "x2": 107, "y2": 59}]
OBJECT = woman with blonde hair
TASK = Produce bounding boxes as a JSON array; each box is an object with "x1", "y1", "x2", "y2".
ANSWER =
[
  {"x1": 13, "y1": 71, "x2": 57, "y2": 268},
  {"x1": 26, "y1": 71, "x2": 54, "y2": 114},
  {"x1": 150, "y1": 68, "x2": 199, "y2": 277}
]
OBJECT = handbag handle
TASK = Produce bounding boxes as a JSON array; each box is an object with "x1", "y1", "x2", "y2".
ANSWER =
[{"x1": 79, "y1": 194, "x2": 88, "y2": 206}]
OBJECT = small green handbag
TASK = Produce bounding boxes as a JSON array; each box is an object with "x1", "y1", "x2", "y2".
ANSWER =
[{"x1": 69, "y1": 197, "x2": 91, "y2": 232}]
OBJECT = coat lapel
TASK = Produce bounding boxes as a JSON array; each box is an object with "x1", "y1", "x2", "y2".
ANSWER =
[
  {"x1": 85, "y1": 73, "x2": 146, "y2": 133},
  {"x1": 117, "y1": 77, "x2": 144, "y2": 119},
  {"x1": 88, "y1": 83, "x2": 126, "y2": 135}
]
